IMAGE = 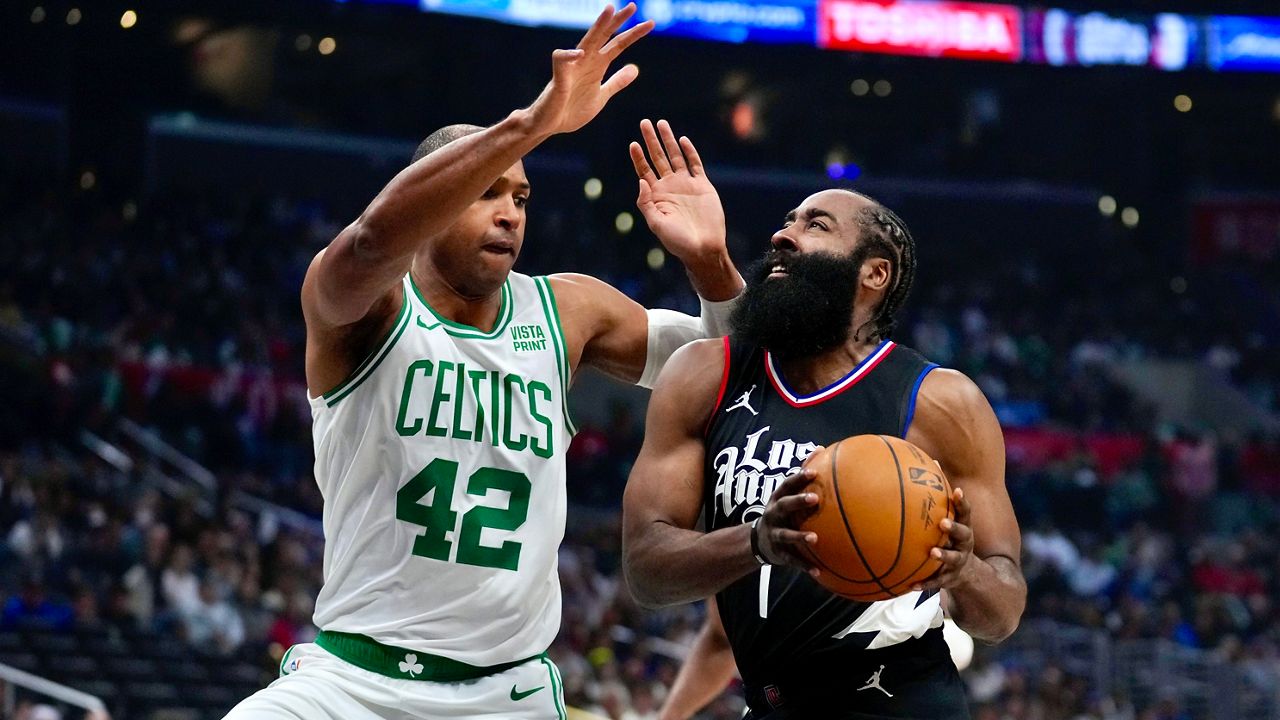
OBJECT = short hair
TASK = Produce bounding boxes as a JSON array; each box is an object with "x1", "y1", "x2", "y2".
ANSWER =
[
  {"x1": 410, "y1": 124, "x2": 484, "y2": 165},
  {"x1": 848, "y1": 192, "x2": 917, "y2": 342}
]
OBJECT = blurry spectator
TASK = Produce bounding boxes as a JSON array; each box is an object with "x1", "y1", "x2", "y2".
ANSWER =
[
  {"x1": 181, "y1": 578, "x2": 245, "y2": 656},
  {"x1": 121, "y1": 523, "x2": 170, "y2": 628},
  {"x1": 1, "y1": 575, "x2": 73, "y2": 630},
  {"x1": 160, "y1": 543, "x2": 200, "y2": 616}
]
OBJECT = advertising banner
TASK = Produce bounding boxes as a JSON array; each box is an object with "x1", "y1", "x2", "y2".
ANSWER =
[
  {"x1": 1208, "y1": 15, "x2": 1280, "y2": 72},
  {"x1": 1026, "y1": 8, "x2": 1198, "y2": 70},
  {"x1": 818, "y1": 0, "x2": 1022, "y2": 62},
  {"x1": 421, "y1": 0, "x2": 613, "y2": 29},
  {"x1": 637, "y1": 0, "x2": 816, "y2": 44}
]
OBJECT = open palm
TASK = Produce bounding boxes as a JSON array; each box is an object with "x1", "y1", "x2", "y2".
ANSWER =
[
  {"x1": 630, "y1": 120, "x2": 727, "y2": 262},
  {"x1": 527, "y1": 4, "x2": 654, "y2": 137}
]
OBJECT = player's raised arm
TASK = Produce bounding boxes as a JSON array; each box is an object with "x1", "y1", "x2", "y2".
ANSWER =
[
  {"x1": 905, "y1": 369, "x2": 1026, "y2": 643},
  {"x1": 304, "y1": 4, "x2": 653, "y2": 330},
  {"x1": 621, "y1": 340, "x2": 818, "y2": 607},
  {"x1": 547, "y1": 121, "x2": 743, "y2": 387}
]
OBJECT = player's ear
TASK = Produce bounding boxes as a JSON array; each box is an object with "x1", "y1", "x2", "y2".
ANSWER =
[{"x1": 861, "y1": 257, "x2": 892, "y2": 293}]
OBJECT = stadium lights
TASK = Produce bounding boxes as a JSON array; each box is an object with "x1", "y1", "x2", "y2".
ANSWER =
[
  {"x1": 1098, "y1": 195, "x2": 1117, "y2": 217},
  {"x1": 120, "y1": 10, "x2": 137, "y2": 29},
  {"x1": 615, "y1": 212, "x2": 635, "y2": 235},
  {"x1": 873, "y1": 80, "x2": 893, "y2": 97},
  {"x1": 583, "y1": 178, "x2": 603, "y2": 201},
  {"x1": 66, "y1": 8, "x2": 81, "y2": 25},
  {"x1": 296, "y1": 34, "x2": 313, "y2": 52},
  {"x1": 31, "y1": 6, "x2": 45, "y2": 23},
  {"x1": 1121, "y1": 207, "x2": 1140, "y2": 228},
  {"x1": 318, "y1": 37, "x2": 336, "y2": 55},
  {"x1": 647, "y1": 248, "x2": 666, "y2": 271},
  {"x1": 1174, "y1": 94, "x2": 1192, "y2": 112},
  {"x1": 851, "y1": 79, "x2": 870, "y2": 96}
]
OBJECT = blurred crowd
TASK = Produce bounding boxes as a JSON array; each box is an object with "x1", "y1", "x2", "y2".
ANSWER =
[{"x1": 2, "y1": 166, "x2": 1279, "y2": 720}]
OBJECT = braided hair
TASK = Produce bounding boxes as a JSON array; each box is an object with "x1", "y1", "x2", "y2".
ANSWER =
[{"x1": 851, "y1": 199, "x2": 917, "y2": 342}]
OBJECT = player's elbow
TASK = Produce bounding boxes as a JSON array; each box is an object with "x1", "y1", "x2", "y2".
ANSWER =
[
  {"x1": 982, "y1": 614, "x2": 1022, "y2": 645},
  {"x1": 621, "y1": 539, "x2": 677, "y2": 610}
]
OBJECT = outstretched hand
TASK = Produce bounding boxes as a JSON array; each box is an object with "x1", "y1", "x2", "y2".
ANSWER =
[
  {"x1": 630, "y1": 119, "x2": 728, "y2": 264},
  {"x1": 526, "y1": 4, "x2": 654, "y2": 137}
]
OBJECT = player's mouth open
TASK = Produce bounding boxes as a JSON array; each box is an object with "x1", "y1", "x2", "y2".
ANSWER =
[
  {"x1": 482, "y1": 243, "x2": 514, "y2": 256},
  {"x1": 768, "y1": 263, "x2": 788, "y2": 279}
]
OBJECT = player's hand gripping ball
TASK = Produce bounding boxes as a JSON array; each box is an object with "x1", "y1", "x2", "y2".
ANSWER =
[{"x1": 796, "y1": 435, "x2": 954, "y2": 601}]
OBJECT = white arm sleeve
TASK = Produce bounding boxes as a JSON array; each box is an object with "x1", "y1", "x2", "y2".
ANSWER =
[{"x1": 637, "y1": 295, "x2": 740, "y2": 389}]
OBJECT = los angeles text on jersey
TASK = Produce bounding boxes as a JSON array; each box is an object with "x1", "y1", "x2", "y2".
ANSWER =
[
  {"x1": 394, "y1": 359, "x2": 556, "y2": 459},
  {"x1": 712, "y1": 426, "x2": 817, "y2": 520}
]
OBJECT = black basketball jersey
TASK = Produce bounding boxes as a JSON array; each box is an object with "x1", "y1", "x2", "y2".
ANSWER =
[{"x1": 703, "y1": 336, "x2": 969, "y2": 719}]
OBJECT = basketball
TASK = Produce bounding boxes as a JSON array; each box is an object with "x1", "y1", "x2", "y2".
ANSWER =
[{"x1": 797, "y1": 435, "x2": 954, "y2": 602}]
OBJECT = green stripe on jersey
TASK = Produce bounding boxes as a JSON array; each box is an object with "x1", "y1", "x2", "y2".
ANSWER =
[
  {"x1": 534, "y1": 277, "x2": 576, "y2": 436},
  {"x1": 540, "y1": 655, "x2": 567, "y2": 720},
  {"x1": 411, "y1": 275, "x2": 513, "y2": 339}
]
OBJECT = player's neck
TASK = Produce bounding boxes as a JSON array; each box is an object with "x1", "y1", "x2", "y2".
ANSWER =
[
  {"x1": 409, "y1": 265, "x2": 504, "y2": 333},
  {"x1": 774, "y1": 336, "x2": 884, "y2": 396}
]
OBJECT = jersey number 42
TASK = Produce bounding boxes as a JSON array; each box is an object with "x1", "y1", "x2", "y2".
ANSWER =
[{"x1": 396, "y1": 457, "x2": 530, "y2": 571}]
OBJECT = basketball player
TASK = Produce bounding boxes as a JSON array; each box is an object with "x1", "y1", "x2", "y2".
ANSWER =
[
  {"x1": 226, "y1": 6, "x2": 745, "y2": 719},
  {"x1": 623, "y1": 189, "x2": 1026, "y2": 718}
]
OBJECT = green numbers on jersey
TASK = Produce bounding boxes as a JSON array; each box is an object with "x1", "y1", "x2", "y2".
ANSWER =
[{"x1": 395, "y1": 458, "x2": 531, "y2": 571}]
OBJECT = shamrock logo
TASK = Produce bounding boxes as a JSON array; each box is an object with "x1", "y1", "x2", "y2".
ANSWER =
[{"x1": 399, "y1": 653, "x2": 424, "y2": 678}]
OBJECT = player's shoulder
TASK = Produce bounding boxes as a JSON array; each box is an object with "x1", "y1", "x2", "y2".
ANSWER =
[
  {"x1": 909, "y1": 367, "x2": 1002, "y2": 452},
  {"x1": 653, "y1": 338, "x2": 727, "y2": 395},
  {"x1": 917, "y1": 367, "x2": 987, "y2": 409}
]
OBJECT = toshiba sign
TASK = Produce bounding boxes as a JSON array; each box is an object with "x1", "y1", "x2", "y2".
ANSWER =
[{"x1": 819, "y1": 0, "x2": 1023, "y2": 62}]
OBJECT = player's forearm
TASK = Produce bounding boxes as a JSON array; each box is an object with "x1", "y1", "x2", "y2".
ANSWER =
[
  {"x1": 946, "y1": 555, "x2": 1025, "y2": 643},
  {"x1": 659, "y1": 628, "x2": 736, "y2": 720},
  {"x1": 352, "y1": 110, "x2": 549, "y2": 261},
  {"x1": 681, "y1": 250, "x2": 743, "y2": 303},
  {"x1": 624, "y1": 522, "x2": 757, "y2": 608}
]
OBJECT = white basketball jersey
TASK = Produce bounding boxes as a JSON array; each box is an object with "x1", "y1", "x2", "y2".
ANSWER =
[{"x1": 308, "y1": 272, "x2": 575, "y2": 666}]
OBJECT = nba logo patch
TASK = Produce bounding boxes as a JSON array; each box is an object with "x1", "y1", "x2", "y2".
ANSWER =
[
  {"x1": 286, "y1": 657, "x2": 302, "y2": 673},
  {"x1": 764, "y1": 685, "x2": 785, "y2": 708}
]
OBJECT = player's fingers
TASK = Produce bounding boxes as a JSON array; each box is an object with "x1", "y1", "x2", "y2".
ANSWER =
[
  {"x1": 770, "y1": 527, "x2": 817, "y2": 548},
  {"x1": 679, "y1": 136, "x2": 705, "y2": 176},
  {"x1": 952, "y1": 487, "x2": 970, "y2": 524},
  {"x1": 639, "y1": 119, "x2": 671, "y2": 176},
  {"x1": 552, "y1": 48, "x2": 585, "y2": 68},
  {"x1": 940, "y1": 518, "x2": 973, "y2": 548},
  {"x1": 604, "y1": 2, "x2": 638, "y2": 38},
  {"x1": 772, "y1": 492, "x2": 819, "y2": 516},
  {"x1": 636, "y1": 178, "x2": 654, "y2": 212},
  {"x1": 657, "y1": 120, "x2": 686, "y2": 173},
  {"x1": 629, "y1": 141, "x2": 656, "y2": 182},
  {"x1": 601, "y1": 64, "x2": 640, "y2": 99},
  {"x1": 768, "y1": 468, "x2": 815, "y2": 502},
  {"x1": 930, "y1": 547, "x2": 967, "y2": 568},
  {"x1": 603, "y1": 19, "x2": 653, "y2": 58},
  {"x1": 577, "y1": 4, "x2": 617, "y2": 51}
]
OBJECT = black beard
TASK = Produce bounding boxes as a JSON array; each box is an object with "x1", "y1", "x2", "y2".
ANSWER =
[{"x1": 730, "y1": 248, "x2": 862, "y2": 360}]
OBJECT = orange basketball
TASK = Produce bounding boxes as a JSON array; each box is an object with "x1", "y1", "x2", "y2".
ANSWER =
[{"x1": 796, "y1": 435, "x2": 953, "y2": 602}]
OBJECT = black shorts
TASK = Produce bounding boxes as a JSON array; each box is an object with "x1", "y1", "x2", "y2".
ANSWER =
[{"x1": 741, "y1": 628, "x2": 971, "y2": 720}]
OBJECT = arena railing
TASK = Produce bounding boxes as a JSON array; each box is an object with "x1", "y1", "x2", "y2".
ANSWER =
[{"x1": 0, "y1": 662, "x2": 109, "y2": 720}]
